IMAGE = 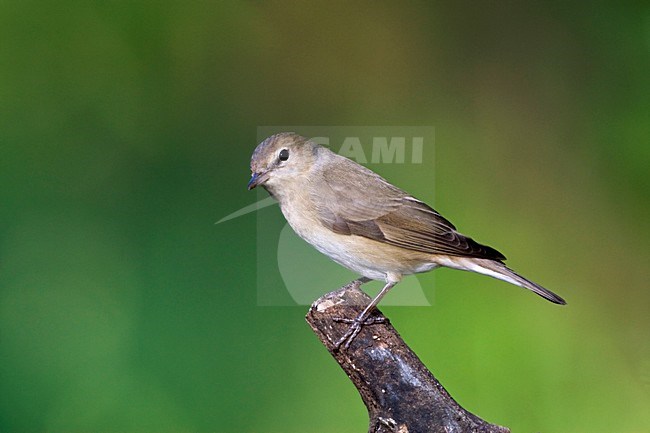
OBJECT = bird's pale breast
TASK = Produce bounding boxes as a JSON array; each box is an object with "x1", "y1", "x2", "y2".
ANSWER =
[{"x1": 273, "y1": 179, "x2": 438, "y2": 282}]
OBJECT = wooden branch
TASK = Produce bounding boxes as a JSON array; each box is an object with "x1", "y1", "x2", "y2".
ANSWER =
[{"x1": 306, "y1": 282, "x2": 510, "y2": 433}]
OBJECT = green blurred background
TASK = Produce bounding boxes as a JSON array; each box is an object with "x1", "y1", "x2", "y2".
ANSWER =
[{"x1": 1, "y1": 1, "x2": 648, "y2": 432}]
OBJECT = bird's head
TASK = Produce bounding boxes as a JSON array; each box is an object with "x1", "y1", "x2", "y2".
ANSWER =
[{"x1": 248, "y1": 132, "x2": 318, "y2": 191}]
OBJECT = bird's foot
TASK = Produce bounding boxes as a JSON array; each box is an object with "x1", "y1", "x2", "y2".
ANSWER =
[{"x1": 333, "y1": 315, "x2": 386, "y2": 350}]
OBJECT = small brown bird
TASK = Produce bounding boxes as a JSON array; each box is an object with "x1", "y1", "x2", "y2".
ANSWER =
[{"x1": 248, "y1": 132, "x2": 566, "y2": 348}]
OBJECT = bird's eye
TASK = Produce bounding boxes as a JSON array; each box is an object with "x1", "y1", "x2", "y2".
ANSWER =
[{"x1": 278, "y1": 149, "x2": 289, "y2": 161}]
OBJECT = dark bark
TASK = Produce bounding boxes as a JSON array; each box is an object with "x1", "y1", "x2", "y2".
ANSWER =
[{"x1": 305, "y1": 281, "x2": 510, "y2": 433}]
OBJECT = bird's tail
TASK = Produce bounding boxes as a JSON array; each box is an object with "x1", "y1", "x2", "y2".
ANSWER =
[{"x1": 442, "y1": 257, "x2": 566, "y2": 305}]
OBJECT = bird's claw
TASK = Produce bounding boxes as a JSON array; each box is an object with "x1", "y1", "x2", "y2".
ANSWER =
[{"x1": 333, "y1": 316, "x2": 387, "y2": 350}]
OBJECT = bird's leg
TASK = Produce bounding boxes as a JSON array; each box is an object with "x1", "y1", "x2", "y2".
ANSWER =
[
  {"x1": 342, "y1": 276, "x2": 371, "y2": 290},
  {"x1": 334, "y1": 281, "x2": 397, "y2": 350}
]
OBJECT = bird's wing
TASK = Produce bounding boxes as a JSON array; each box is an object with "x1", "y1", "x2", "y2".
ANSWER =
[
  {"x1": 374, "y1": 198, "x2": 506, "y2": 259},
  {"x1": 314, "y1": 158, "x2": 505, "y2": 260}
]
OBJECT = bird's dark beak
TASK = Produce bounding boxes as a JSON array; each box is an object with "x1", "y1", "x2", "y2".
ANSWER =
[{"x1": 247, "y1": 171, "x2": 270, "y2": 190}]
